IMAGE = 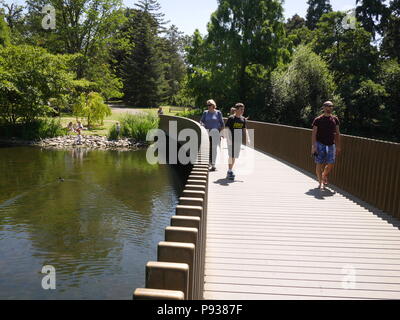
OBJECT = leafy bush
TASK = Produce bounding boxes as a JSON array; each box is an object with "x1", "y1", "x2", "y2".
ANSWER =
[
  {"x1": 72, "y1": 92, "x2": 111, "y2": 127},
  {"x1": 108, "y1": 123, "x2": 120, "y2": 141},
  {"x1": 176, "y1": 108, "x2": 204, "y2": 119},
  {"x1": 267, "y1": 45, "x2": 341, "y2": 126},
  {"x1": 108, "y1": 113, "x2": 159, "y2": 142},
  {"x1": 0, "y1": 45, "x2": 74, "y2": 125},
  {"x1": 0, "y1": 118, "x2": 67, "y2": 140}
]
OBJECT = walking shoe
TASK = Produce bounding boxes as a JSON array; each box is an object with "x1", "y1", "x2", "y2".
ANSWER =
[
  {"x1": 227, "y1": 171, "x2": 235, "y2": 180},
  {"x1": 209, "y1": 166, "x2": 216, "y2": 172}
]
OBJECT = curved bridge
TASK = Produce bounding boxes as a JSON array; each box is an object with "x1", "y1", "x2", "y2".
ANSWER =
[{"x1": 134, "y1": 115, "x2": 400, "y2": 300}]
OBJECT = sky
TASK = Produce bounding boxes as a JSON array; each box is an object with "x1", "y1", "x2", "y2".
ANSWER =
[
  {"x1": 10, "y1": 0, "x2": 358, "y2": 36},
  {"x1": 124, "y1": 0, "x2": 357, "y2": 35}
]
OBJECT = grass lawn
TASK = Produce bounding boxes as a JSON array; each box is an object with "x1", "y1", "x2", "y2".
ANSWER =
[{"x1": 58, "y1": 106, "x2": 187, "y2": 137}]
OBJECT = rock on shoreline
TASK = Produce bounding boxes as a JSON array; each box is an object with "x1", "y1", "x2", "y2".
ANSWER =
[{"x1": 0, "y1": 135, "x2": 148, "y2": 151}]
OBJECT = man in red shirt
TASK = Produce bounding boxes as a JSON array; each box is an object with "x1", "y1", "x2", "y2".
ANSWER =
[{"x1": 311, "y1": 101, "x2": 341, "y2": 190}]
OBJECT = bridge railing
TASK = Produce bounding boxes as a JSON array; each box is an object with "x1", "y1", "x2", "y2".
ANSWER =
[
  {"x1": 189, "y1": 114, "x2": 399, "y2": 218},
  {"x1": 133, "y1": 115, "x2": 210, "y2": 300},
  {"x1": 247, "y1": 120, "x2": 400, "y2": 220},
  {"x1": 133, "y1": 115, "x2": 400, "y2": 300}
]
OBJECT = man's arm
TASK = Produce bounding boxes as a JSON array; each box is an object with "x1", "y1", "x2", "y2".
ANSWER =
[
  {"x1": 311, "y1": 126, "x2": 318, "y2": 154},
  {"x1": 335, "y1": 125, "x2": 341, "y2": 155}
]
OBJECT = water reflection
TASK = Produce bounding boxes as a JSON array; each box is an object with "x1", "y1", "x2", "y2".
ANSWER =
[{"x1": 0, "y1": 146, "x2": 185, "y2": 299}]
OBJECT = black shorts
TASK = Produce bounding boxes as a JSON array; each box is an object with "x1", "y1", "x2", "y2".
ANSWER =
[{"x1": 228, "y1": 141, "x2": 242, "y2": 159}]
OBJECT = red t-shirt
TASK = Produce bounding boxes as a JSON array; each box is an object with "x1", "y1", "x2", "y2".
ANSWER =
[{"x1": 312, "y1": 115, "x2": 340, "y2": 146}]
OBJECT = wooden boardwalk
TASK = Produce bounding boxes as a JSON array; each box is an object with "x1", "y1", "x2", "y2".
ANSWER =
[{"x1": 204, "y1": 141, "x2": 400, "y2": 300}]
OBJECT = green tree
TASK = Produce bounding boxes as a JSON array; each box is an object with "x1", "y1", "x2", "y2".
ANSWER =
[
  {"x1": 135, "y1": 0, "x2": 169, "y2": 31},
  {"x1": 266, "y1": 45, "x2": 340, "y2": 126},
  {"x1": 24, "y1": 0, "x2": 126, "y2": 91},
  {"x1": 313, "y1": 12, "x2": 379, "y2": 80},
  {"x1": 380, "y1": 59, "x2": 400, "y2": 141},
  {"x1": 356, "y1": 0, "x2": 389, "y2": 40},
  {"x1": 81, "y1": 54, "x2": 123, "y2": 101},
  {"x1": 0, "y1": 45, "x2": 74, "y2": 125},
  {"x1": 312, "y1": 12, "x2": 382, "y2": 135},
  {"x1": 286, "y1": 14, "x2": 306, "y2": 34},
  {"x1": 0, "y1": 12, "x2": 10, "y2": 47},
  {"x1": 185, "y1": 30, "x2": 215, "y2": 107},
  {"x1": 187, "y1": 0, "x2": 290, "y2": 113},
  {"x1": 121, "y1": 9, "x2": 165, "y2": 107},
  {"x1": 160, "y1": 25, "x2": 187, "y2": 105},
  {"x1": 285, "y1": 14, "x2": 314, "y2": 47},
  {"x1": 381, "y1": 0, "x2": 400, "y2": 61},
  {"x1": 352, "y1": 80, "x2": 389, "y2": 138},
  {"x1": 306, "y1": 0, "x2": 332, "y2": 30},
  {"x1": 72, "y1": 91, "x2": 111, "y2": 127},
  {"x1": 25, "y1": 0, "x2": 124, "y2": 55},
  {"x1": 0, "y1": 1, "x2": 25, "y2": 44},
  {"x1": 0, "y1": 1, "x2": 24, "y2": 30},
  {"x1": 351, "y1": 80, "x2": 388, "y2": 137}
]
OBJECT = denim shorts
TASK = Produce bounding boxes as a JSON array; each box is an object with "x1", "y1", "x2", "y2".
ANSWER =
[{"x1": 315, "y1": 142, "x2": 336, "y2": 164}]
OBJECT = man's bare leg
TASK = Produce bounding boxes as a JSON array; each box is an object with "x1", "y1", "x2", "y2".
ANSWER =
[
  {"x1": 322, "y1": 164, "x2": 335, "y2": 185},
  {"x1": 316, "y1": 164, "x2": 325, "y2": 189}
]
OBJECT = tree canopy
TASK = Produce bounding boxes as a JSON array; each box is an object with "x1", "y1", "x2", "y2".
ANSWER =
[
  {"x1": 187, "y1": 0, "x2": 290, "y2": 113},
  {"x1": 0, "y1": 0, "x2": 399, "y2": 142},
  {"x1": 306, "y1": 0, "x2": 332, "y2": 30}
]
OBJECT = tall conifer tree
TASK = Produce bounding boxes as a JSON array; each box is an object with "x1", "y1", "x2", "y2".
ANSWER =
[
  {"x1": 306, "y1": 0, "x2": 332, "y2": 30},
  {"x1": 0, "y1": 13, "x2": 10, "y2": 47},
  {"x1": 356, "y1": 0, "x2": 390, "y2": 40}
]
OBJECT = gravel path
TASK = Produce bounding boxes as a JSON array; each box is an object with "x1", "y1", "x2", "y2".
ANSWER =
[{"x1": 108, "y1": 104, "x2": 148, "y2": 115}]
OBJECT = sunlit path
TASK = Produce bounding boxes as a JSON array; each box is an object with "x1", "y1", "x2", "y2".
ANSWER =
[{"x1": 204, "y1": 140, "x2": 400, "y2": 300}]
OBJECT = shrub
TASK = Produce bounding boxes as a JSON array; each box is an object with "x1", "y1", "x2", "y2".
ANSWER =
[
  {"x1": 108, "y1": 113, "x2": 159, "y2": 142},
  {"x1": 176, "y1": 108, "x2": 204, "y2": 119},
  {"x1": 0, "y1": 118, "x2": 67, "y2": 140},
  {"x1": 108, "y1": 124, "x2": 120, "y2": 141},
  {"x1": 267, "y1": 45, "x2": 341, "y2": 126}
]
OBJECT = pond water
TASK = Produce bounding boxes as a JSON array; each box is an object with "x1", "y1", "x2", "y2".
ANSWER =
[{"x1": 0, "y1": 146, "x2": 186, "y2": 299}]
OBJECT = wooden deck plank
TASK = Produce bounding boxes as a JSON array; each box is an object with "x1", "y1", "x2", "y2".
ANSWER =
[
  {"x1": 206, "y1": 263, "x2": 400, "y2": 277},
  {"x1": 204, "y1": 142, "x2": 400, "y2": 300},
  {"x1": 206, "y1": 247, "x2": 400, "y2": 260},
  {"x1": 203, "y1": 291, "x2": 363, "y2": 300},
  {"x1": 205, "y1": 269, "x2": 400, "y2": 284},
  {"x1": 207, "y1": 218, "x2": 398, "y2": 228},
  {"x1": 206, "y1": 252, "x2": 400, "y2": 265},
  {"x1": 206, "y1": 238, "x2": 400, "y2": 250},
  {"x1": 206, "y1": 233, "x2": 400, "y2": 243},
  {"x1": 207, "y1": 230, "x2": 400, "y2": 239},
  {"x1": 205, "y1": 276, "x2": 400, "y2": 291},
  {"x1": 205, "y1": 243, "x2": 400, "y2": 256},
  {"x1": 205, "y1": 257, "x2": 400, "y2": 271},
  {"x1": 204, "y1": 283, "x2": 399, "y2": 300}
]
